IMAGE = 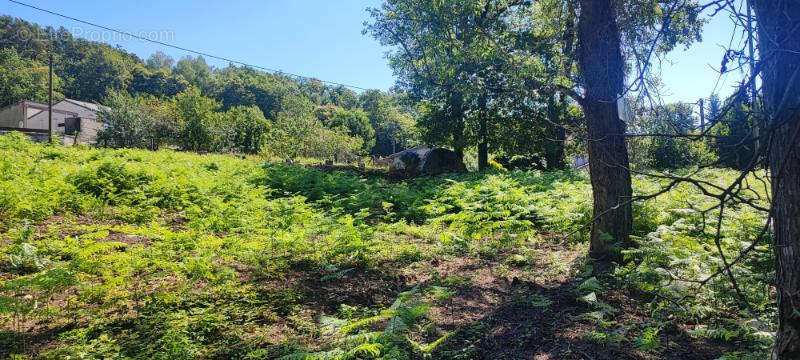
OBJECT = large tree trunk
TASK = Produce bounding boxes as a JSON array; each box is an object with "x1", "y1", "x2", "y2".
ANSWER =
[
  {"x1": 577, "y1": 0, "x2": 633, "y2": 264},
  {"x1": 478, "y1": 94, "x2": 489, "y2": 171},
  {"x1": 751, "y1": 1, "x2": 800, "y2": 358}
]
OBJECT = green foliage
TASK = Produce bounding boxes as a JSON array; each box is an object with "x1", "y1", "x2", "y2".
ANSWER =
[
  {"x1": 224, "y1": 105, "x2": 272, "y2": 154},
  {"x1": 73, "y1": 161, "x2": 154, "y2": 205},
  {"x1": 487, "y1": 159, "x2": 507, "y2": 172},
  {"x1": 366, "y1": 0, "x2": 561, "y2": 161},
  {"x1": 0, "y1": 15, "x2": 418, "y2": 161},
  {"x1": 423, "y1": 175, "x2": 539, "y2": 241},
  {"x1": 175, "y1": 87, "x2": 223, "y2": 152},
  {"x1": 0, "y1": 48, "x2": 61, "y2": 108},
  {"x1": 315, "y1": 105, "x2": 376, "y2": 153},
  {"x1": 710, "y1": 97, "x2": 759, "y2": 170},
  {"x1": 529, "y1": 293, "x2": 553, "y2": 309},
  {"x1": 97, "y1": 91, "x2": 181, "y2": 150},
  {"x1": 265, "y1": 113, "x2": 364, "y2": 160},
  {"x1": 174, "y1": 56, "x2": 213, "y2": 91},
  {"x1": 210, "y1": 65, "x2": 312, "y2": 119},
  {"x1": 129, "y1": 66, "x2": 188, "y2": 98},
  {"x1": 146, "y1": 51, "x2": 175, "y2": 72},
  {"x1": 618, "y1": 169, "x2": 774, "y2": 335},
  {"x1": 628, "y1": 102, "x2": 704, "y2": 169},
  {"x1": 5, "y1": 226, "x2": 49, "y2": 274},
  {"x1": 98, "y1": 90, "x2": 270, "y2": 155},
  {"x1": 0, "y1": 137, "x2": 772, "y2": 358},
  {"x1": 634, "y1": 327, "x2": 661, "y2": 351},
  {"x1": 279, "y1": 288, "x2": 439, "y2": 360},
  {"x1": 62, "y1": 45, "x2": 134, "y2": 103},
  {"x1": 358, "y1": 90, "x2": 418, "y2": 155}
]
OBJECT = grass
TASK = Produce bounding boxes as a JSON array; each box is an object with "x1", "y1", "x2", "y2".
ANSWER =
[{"x1": 0, "y1": 132, "x2": 775, "y2": 359}]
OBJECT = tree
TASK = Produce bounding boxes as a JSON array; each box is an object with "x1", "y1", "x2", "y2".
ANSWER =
[
  {"x1": 712, "y1": 97, "x2": 758, "y2": 170},
  {"x1": 96, "y1": 91, "x2": 147, "y2": 149},
  {"x1": 367, "y1": 1, "x2": 588, "y2": 171},
  {"x1": 365, "y1": 1, "x2": 495, "y2": 163},
  {"x1": 636, "y1": 103, "x2": 697, "y2": 169},
  {"x1": 359, "y1": 89, "x2": 417, "y2": 155},
  {"x1": 62, "y1": 44, "x2": 132, "y2": 102},
  {"x1": 575, "y1": 0, "x2": 634, "y2": 263},
  {"x1": 314, "y1": 105, "x2": 375, "y2": 153},
  {"x1": 707, "y1": 94, "x2": 722, "y2": 123},
  {"x1": 265, "y1": 112, "x2": 362, "y2": 160},
  {"x1": 376, "y1": 106, "x2": 416, "y2": 154},
  {"x1": 138, "y1": 95, "x2": 181, "y2": 151},
  {"x1": 175, "y1": 87, "x2": 222, "y2": 152},
  {"x1": 491, "y1": 91, "x2": 582, "y2": 171},
  {"x1": 0, "y1": 48, "x2": 61, "y2": 107},
  {"x1": 224, "y1": 105, "x2": 271, "y2": 154},
  {"x1": 174, "y1": 56, "x2": 213, "y2": 92},
  {"x1": 146, "y1": 51, "x2": 175, "y2": 71},
  {"x1": 129, "y1": 66, "x2": 188, "y2": 98},
  {"x1": 209, "y1": 66, "x2": 313, "y2": 120},
  {"x1": 96, "y1": 91, "x2": 180, "y2": 150},
  {"x1": 328, "y1": 85, "x2": 359, "y2": 109},
  {"x1": 751, "y1": 1, "x2": 800, "y2": 357},
  {"x1": 548, "y1": 0, "x2": 702, "y2": 264}
]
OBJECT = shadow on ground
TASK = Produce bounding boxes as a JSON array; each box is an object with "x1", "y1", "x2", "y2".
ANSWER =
[{"x1": 432, "y1": 277, "x2": 732, "y2": 360}]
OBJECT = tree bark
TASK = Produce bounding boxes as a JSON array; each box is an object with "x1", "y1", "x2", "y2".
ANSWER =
[
  {"x1": 751, "y1": 1, "x2": 800, "y2": 358},
  {"x1": 478, "y1": 94, "x2": 489, "y2": 171},
  {"x1": 577, "y1": 0, "x2": 633, "y2": 264}
]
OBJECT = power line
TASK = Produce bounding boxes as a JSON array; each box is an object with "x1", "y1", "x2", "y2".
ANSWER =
[{"x1": 7, "y1": 0, "x2": 370, "y2": 91}]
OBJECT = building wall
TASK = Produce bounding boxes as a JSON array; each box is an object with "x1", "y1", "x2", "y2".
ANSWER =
[
  {"x1": 53, "y1": 101, "x2": 104, "y2": 144},
  {"x1": 0, "y1": 100, "x2": 104, "y2": 144},
  {"x1": 72, "y1": 118, "x2": 103, "y2": 144},
  {"x1": 55, "y1": 101, "x2": 100, "y2": 119},
  {"x1": 0, "y1": 103, "x2": 24, "y2": 128},
  {"x1": 25, "y1": 105, "x2": 71, "y2": 131}
]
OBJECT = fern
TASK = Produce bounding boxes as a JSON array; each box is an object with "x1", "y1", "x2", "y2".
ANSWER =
[{"x1": 409, "y1": 331, "x2": 454, "y2": 354}]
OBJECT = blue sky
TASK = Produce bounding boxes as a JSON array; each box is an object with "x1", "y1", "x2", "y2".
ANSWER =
[
  {"x1": 657, "y1": 1, "x2": 751, "y2": 104},
  {"x1": 4, "y1": 0, "x2": 747, "y2": 103}
]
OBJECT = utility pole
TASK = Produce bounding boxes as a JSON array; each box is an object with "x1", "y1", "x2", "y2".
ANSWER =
[{"x1": 48, "y1": 51, "x2": 53, "y2": 143}]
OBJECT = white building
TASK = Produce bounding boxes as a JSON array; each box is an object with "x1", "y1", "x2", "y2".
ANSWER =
[{"x1": 0, "y1": 99, "x2": 107, "y2": 144}]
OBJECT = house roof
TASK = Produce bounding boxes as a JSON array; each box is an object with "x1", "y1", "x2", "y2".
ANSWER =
[
  {"x1": 58, "y1": 99, "x2": 111, "y2": 113},
  {"x1": 1, "y1": 99, "x2": 110, "y2": 114},
  {"x1": 17, "y1": 101, "x2": 79, "y2": 117},
  {"x1": 1, "y1": 99, "x2": 110, "y2": 123},
  {"x1": 0, "y1": 100, "x2": 47, "y2": 111}
]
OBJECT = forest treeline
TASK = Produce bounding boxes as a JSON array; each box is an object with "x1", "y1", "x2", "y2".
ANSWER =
[
  {"x1": 0, "y1": 16, "x2": 417, "y2": 158},
  {"x1": 1, "y1": 15, "x2": 758, "y2": 171}
]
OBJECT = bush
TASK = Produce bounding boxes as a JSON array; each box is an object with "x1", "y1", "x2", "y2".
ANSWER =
[
  {"x1": 73, "y1": 161, "x2": 153, "y2": 205},
  {"x1": 175, "y1": 87, "x2": 225, "y2": 152},
  {"x1": 315, "y1": 105, "x2": 375, "y2": 153},
  {"x1": 629, "y1": 103, "x2": 698, "y2": 169},
  {"x1": 224, "y1": 105, "x2": 271, "y2": 154},
  {"x1": 265, "y1": 114, "x2": 363, "y2": 160},
  {"x1": 97, "y1": 91, "x2": 180, "y2": 150}
]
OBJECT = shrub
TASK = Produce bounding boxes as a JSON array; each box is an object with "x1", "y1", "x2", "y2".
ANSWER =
[
  {"x1": 97, "y1": 91, "x2": 181, "y2": 150},
  {"x1": 315, "y1": 105, "x2": 375, "y2": 153},
  {"x1": 224, "y1": 105, "x2": 271, "y2": 154},
  {"x1": 175, "y1": 87, "x2": 224, "y2": 152},
  {"x1": 73, "y1": 161, "x2": 153, "y2": 205}
]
